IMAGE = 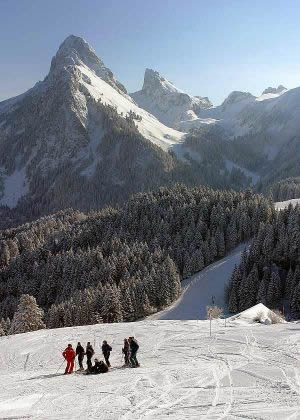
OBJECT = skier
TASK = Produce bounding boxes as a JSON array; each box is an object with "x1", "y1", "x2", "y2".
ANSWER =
[
  {"x1": 88, "y1": 358, "x2": 109, "y2": 374},
  {"x1": 86, "y1": 342, "x2": 95, "y2": 372},
  {"x1": 122, "y1": 338, "x2": 129, "y2": 366},
  {"x1": 128, "y1": 336, "x2": 140, "y2": 368},
  {"x1": 102, "y1": 340, "x2": 112, "y2": 367},
  {"x1": 62, "y1": 343, "x2": 76, "y2": 374},
  {"x1": 76, "y1": 342, "x2": 85, "y2": 370}
]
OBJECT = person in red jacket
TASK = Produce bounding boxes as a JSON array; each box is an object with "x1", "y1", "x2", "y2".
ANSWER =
[{"x1": 62, "y1": 344, "x2": 76, "y2": 374}]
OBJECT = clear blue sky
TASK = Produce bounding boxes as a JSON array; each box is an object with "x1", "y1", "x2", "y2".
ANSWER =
[{"x1": 1, "y1": 0, "x2": 300, "y2": 105}]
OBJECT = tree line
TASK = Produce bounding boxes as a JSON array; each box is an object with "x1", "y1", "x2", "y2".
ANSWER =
[{"x1": 267, "y1": 178, "x2": 300, "y2": 202}]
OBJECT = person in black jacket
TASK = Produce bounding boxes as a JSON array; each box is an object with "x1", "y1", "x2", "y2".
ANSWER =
[
  {"x1": 86, "y1": 342, "x2": 94, "y2": 371},
  {"x1": 89, "y1": 359, "x2": 109, "y2": 374},
  {"x1": 122, "y1": 338, "x2": 129, "y2": 366},
  {"x1": 76, "y1": 342, "x2": 85, "y2": 370},
  {"x1": 102, "y1": 340, "x2": 112, "y2": 367},
  {"x1": 129, "y1": 337, "x2": 140, "y2": 368}
]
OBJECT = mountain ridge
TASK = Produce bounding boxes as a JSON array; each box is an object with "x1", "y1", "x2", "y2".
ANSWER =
[{"x1": 0, "y1": 34, "x2": 299, "y2": 229}]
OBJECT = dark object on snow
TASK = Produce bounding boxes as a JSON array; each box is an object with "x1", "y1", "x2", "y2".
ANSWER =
[
  {"x1": 86, "y1": 342, "x2": 95, "y2": 371},
  {"x1": 62, "y1": 343, "x2": 76, "y2": 374},
  {"x1": 76, "y1": 342, "x2": 85, "y2": 369},
  {"x1": 122, "y1": 338, "x2": 130, "y2": 365},
  {"x1": 89, "y1": 359, "x2": 109, "y2": 374},
  {"x1": 129, "y1": 337, "x2": 139, "y2": 368},
  {"x1": 102, "y1": 340, "x2": 112, "y2": 367}
]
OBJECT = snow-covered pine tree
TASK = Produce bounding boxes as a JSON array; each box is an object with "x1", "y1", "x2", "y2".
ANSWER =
[
  {"x1": 10, "y1": 295, "x2": 45, "y2": 334},
  {"x1": 256, "y1": 268, "x2": 270, "y2": 305},
  {"x1": 284, "y1": 267, "x2": 295, "y2": 300},
  {"x1": 291, "y1": 282, "x2": 300, "y2": 317},
  {"x1": 190, "y1": 249, "x2": 204, "y2": 273},
  {"x1": 239, "y1": 265, "x2": 259, "y2": 311},
  {"x1": 266, "y1": 271, "x2": 282, "y2": 308}
]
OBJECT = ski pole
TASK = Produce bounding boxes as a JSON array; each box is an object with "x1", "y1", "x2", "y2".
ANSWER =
[{"x1": 55, "y1": 360, "x2": 65, "y2": 375}]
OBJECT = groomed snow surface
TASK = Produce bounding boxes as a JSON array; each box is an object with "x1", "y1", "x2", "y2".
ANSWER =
[
  {"x1": 275, "y1": 198, "x2": 300, "y2": 210},
  {"x1": 2, "y1": 318, "x2": 300, "y2": 419},
  {"x1": 152, "y1": 242, "x2": 247, "y2": 320}
]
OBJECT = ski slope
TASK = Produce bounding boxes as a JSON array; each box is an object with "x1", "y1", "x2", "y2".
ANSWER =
[
  {"x1": 152, "y1": 242, "x2": 247, "y2": 320},
  {"x1": 2, "y1": 318, "x2": 300, "y2": 419},
  {"x1": 275, "y1": 198, "x2": 300, "y2": 210}
]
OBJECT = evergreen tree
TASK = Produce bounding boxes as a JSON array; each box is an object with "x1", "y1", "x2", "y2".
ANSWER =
[
  {"x1": 256, "y1": 268, "x2": 270, "y2": 305},
  {"x1": 10, "y1": 295, "x2": 45, "y2": 334},
  {"x1": 267, "y1": 271, "x2": 282, "y2": 308}
]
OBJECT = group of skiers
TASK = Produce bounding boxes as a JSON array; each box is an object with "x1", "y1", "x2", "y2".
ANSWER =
[{"x1": 62, "y1": 337, "x2": 139, "y2": 375}]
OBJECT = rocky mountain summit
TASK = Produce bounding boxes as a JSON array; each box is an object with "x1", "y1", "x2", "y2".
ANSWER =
[
  {"x1": 131, "y1": 68, "x2": 212, "y2": 128},
  {"x1": 48, "y1": 35, "x2": 128, "y2": 94},
  {"x1": 262, "y1": 85, "x2": 287, "y2": 95}
]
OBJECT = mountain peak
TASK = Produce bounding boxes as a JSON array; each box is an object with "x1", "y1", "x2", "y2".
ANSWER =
[
  {"x1": 48, "y1": 35, "x2": 127, "y2": 94},
  {"x1": 222, "y1": 91, "x2": 255, "y2": 107},
  {"x1": 262, "y1": 85, "x2": 287, "y2": 95},
  {"x1": 58, "y1": 35, "x2": 95, "y2": 56},
  {"x1": 131, "y1": 68, "x2": 212, "y2": 128},
  {"x1": 50, "y1": 35, "x2": 100, "y2": 73},
  {"x1": 142, "y1": 68, "x2": 182, "y2": 94}
]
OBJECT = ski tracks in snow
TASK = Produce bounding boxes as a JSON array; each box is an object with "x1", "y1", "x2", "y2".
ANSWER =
[{"x1": 2, "y1": 322, "x2": 300, "y2": 418}]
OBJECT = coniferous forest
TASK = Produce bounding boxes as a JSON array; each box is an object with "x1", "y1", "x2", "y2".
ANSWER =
[
  {"x1": 0, "y1": 185, "x2": 272, "y2": 328},
  {"x1": 227, "y1": 203, "x2": 300, "y2": 317}
]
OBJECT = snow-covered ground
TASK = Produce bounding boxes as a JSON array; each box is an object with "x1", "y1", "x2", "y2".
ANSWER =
[
  {"x1": 275, "y1": 198, "x2": 300, "y2": 210},
  {"x1": 152, "y1": 243, "x2": 247, "y2": 320},
  {"x1": 2, "y1": 317, "x2": 300, "y2": 419}
]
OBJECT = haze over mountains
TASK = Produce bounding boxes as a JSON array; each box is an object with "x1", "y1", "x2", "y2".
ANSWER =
[{"x1": 0, "y1": 35, "x2": 299, "y2": 228}]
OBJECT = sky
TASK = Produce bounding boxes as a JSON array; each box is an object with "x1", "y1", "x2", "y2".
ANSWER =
[{"x1": 1, "y1": 0, "x2": 300, "y2": 105}]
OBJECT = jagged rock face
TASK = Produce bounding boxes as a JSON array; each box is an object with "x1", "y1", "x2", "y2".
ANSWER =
[
  {"x1": 48, "y1": 35, "x2": 127, "y2": 94},
  {"x1": 262, "y1": 85, "x2": 287, "y2": 95},
  {"x1": 131, "y1": 68, "x2": 212, "y2": 129}
]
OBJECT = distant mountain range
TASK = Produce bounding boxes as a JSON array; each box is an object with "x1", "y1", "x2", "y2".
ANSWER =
[{"x1": 0, "y1": 35, "x2": 299, "y2": 228}]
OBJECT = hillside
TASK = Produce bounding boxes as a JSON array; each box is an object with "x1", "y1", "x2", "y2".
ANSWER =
[
  {"x1": 1, "y1": 317, "x2": 300, "y2": 419},
  {"x1": 227, "y1": 202, "x2": 300, "y2": 317},
  {"x1": 0, "y1": 185, "x2": 272, "y2": 326}
]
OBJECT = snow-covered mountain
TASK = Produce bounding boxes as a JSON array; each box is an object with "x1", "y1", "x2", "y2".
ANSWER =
[
  {"x1": 179, "y1": 84, "x2": 291, "y2": 137},
  {"x1": 0, "y1": 35, "x2": 185, "y2": 219},
  {"x1": 262, "y1": 84, "x2": 287, "y2": 96},
  {"x1": 131, "y1": 68, "x2": 212, "y2": 128},
  {"x1": 1, "y1": 34, "x2": 300, "y2": 227},
  {"x1": 131, "y1": 69, "x2": 300, "y2": 176}
]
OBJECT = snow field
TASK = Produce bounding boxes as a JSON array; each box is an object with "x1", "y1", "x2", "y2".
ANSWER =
[
  {"x1": 275, "y1": 198, "x2": 300, "y2": 210},
  {"x1": 79, "y1": 64, "x2": 185, "y2": 150},
  {"x1": 1, "y1": 320, "x2": 300, "y2": 419}
]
